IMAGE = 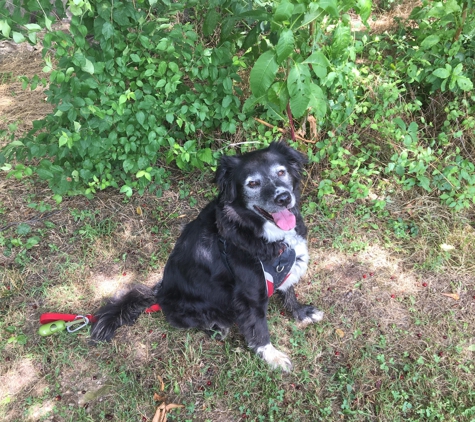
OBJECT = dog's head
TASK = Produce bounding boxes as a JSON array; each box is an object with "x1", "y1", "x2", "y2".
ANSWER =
[{"x1": 215, "y1": 141, "x2": 307, "y2": 231}]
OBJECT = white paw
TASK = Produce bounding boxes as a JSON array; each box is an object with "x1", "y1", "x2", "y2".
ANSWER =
[
  {"x1": 257, "y1": 343, "x2": 293, "y2": 372},
  {"x1": 298, "y1": 309, "x2": 324, "y2": 327},
  {"x1": 308, "y1": 309, "x2": 324, "y2": 323}
]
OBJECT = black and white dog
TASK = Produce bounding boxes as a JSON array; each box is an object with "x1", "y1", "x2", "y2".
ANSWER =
[{"x1": 91, "y1": 141, "x2": 323, "y2": 371}]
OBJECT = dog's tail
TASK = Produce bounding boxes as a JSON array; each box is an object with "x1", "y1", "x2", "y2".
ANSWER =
[{"x1": 90, "y1": 284, "x2": 159, "y2": 342}]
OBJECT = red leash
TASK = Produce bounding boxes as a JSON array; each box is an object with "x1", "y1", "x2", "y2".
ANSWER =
[
  {"x1": 40, "y1": 313, "x2": 98, "y2": 324},
  {"x1": 39, "y1": 304, "x2": 162, "y2": 324}
]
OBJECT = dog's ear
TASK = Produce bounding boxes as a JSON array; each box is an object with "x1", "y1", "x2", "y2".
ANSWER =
[
  {"x1": 270, "y1": 140, "x2": 307, "y2": 175},
  {"x1": 214, "y1": 154, "x2": 241, "y2": 203}
]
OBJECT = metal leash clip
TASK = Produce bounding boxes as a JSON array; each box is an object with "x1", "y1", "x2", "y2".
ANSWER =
[{"x1": 67, "y1": 315, "x2": 90, "y2": 333}]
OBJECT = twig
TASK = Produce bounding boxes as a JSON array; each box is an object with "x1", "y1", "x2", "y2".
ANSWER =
[
  {"x1": 253, "y1": 118, "x2": 315, "y2": 143},
  {"x1": 286, "y1": 102, "x2": 296, "y2": 142}
]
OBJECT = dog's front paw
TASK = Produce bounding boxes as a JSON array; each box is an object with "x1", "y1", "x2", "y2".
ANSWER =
[
  {"x1": 257, "y1": 343, "x2": 293, "y2": 372},
  {"x1": 294, "y1": 305, "x2": 324, "y2": 325}
]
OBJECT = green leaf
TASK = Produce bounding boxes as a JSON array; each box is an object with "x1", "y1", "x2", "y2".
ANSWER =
[
  {"x1": 243, "y1": 94, "x2": 264, "y2": 113},
  {"x1": 223, "y1": 77, "x2": 233, "y2": 94},
  {"x1": 250, "y1": 50, "x2": 279, "y2": 98},
  {"x1": 220, "y1": 17, "x2": 236, "y2": 42},
  {"x1": 36, "y1": 168, "x2": 54, "y2": 180},
  {"x1": 449, "y1": 73, "x2": 456, "y2": 90},
  {"x1": 102, "y1": 22, "x2": 114, "y2": 40},
  {"x1": 274, "y1": 0, "x2": 294, "y2": 22},
  {"x1": 24, "y1": 24, "x2": 42, "y2": 32},
  {"x1": 307, "y1": 84, "x2": 327, "y2": 120},
  {"x1": 242, "y1": 25, "x2": 259, "y2": 51},
  {"x1": 418, "y1": 176, "x2": 431, "y2": 192},
  {"x1": 303, "y1": 51, "x2": 330, "y2": 78},
  {"x1": 453, "y1": 63, "x2": 463, "y2": 76},
  {"x1": 44, "y1": 16, "x2": 53, "y2": 32},
  {"x1": 197, "y1": 148, "x2": 213, "y2": 164},
  {"x1": 123, "y1": 159, "x2": 135, "y2": 173},
  {"x1": 0, "y1": 20, "x2": 12, "y2": 38},
  {"x1": 268, "y1": 81, "x2": 289, "y2": 111},
  {"x1": 16, "y1": 223, "x2": 32, "y2": 236},
  {"x1": 287, "y1": 63, "x2": 311, "y2": 118},
  {"x1": 18, "y1": 334, "x2": 28, "y2": 344},
  {"x1": 203, "y1": 9, "x2": 219, "y2": 37},
  {"x1": 320, "y1": 0, "x2": 339, "y2": 18},
  {"x1": 456, "y1": 76, "x2": 473, "y2": 91},
  {"x1": 331, "y1": 24, "x2": 352, "y2": 56},
  {"x1": 420, "y1": 34, "x2": 440, "y2": 50},
  {"x1": 25, "y1": 237, "x2": 40, "y2": 249},
  {"x1": 12, "y1": 31, "x2": 26, "y2": 43},
  {"x1": 130, "y1": 53, "x2": 141, "y2": 63},
  {"x1": 276, "y1": 28, "x2": 294, "y2": 64},
  {"x1": 222, "y1": 95, "x2": 233, "y2": 109},
  {"x1": 356, "y1": 0, "x2": 372, "y2": 23},
  {"x1": 58, "y1": 132, "x2": 69, "y2": 148},
  {"x1": 300, "y1": 2, "x2": 325, "y2": 28},
  {"x1": 136, "y1": 111, "x2": 145, "y2": 126},
  {"x1": 168, "y1": 62, "x2": 179, "y2": 73},
  {"x1": 432, "y1": 67, "x2": 451, "y2": 79},
  {"x1": 120, "y1": 185, "x2": 133, "y2": 197},
  {"x1": 81, "y1": 59, "x2": 95, "y2": 75},
  {"x1": 27, "y1": 32, "x2": 37, "y2": 44}
]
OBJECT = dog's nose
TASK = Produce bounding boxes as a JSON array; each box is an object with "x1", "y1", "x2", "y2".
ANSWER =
[{"x1": 275, "y1": 191, "x2": 291, "y2": 207}]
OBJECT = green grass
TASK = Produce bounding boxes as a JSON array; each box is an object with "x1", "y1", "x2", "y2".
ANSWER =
[{"x1": 1, "y1": 176, "x2": 475, "y2": 421}]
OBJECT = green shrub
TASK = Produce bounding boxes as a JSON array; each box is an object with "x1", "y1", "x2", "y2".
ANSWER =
[
  {"x1": 0, "y1": 0, "x2": 474, "y2": 211},
  {"x1": 2, "y1": 0, "x2": 245, "y2": 197}
]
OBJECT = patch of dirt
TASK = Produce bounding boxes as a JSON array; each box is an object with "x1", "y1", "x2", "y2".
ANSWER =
[
  {"x1": 0, "y1": 47, "x2": 52, "y2": 140},
  {"x1": 369, "y1": 0, "x2": 421, "y2": 33}
]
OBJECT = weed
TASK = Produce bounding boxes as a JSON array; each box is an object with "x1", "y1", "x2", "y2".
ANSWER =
[{"x1": 26, "y1": 201, "x2": 52, "y2": 213}]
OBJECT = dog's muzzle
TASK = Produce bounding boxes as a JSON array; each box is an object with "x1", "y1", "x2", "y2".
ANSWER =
[{"x1": 274, "y1": 191, "x2": 292, "y2": 207}]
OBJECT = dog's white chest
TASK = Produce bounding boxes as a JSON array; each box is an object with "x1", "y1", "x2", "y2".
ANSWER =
[{"x1": 262, "y1": 221, "x2": 302, "y2": 245}]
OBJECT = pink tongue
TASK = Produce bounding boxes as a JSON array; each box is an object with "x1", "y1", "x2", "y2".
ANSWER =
[{"x1": 271, "y1": 209, "x2": 296, "y2": 231}]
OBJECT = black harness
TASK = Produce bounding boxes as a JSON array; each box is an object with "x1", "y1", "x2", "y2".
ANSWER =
[{"x1": 218, "y1": 236, "x2": 296, "y2": 297}]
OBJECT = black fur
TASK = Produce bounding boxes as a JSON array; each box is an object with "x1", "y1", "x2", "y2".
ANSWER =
[{"x1": 90, "y1": 141, "x2": 323, "y2": 371}]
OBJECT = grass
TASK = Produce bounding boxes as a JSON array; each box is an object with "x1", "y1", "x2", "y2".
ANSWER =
[{"x1": 1, "y1": 172, "x2": 475, "y2": 422}]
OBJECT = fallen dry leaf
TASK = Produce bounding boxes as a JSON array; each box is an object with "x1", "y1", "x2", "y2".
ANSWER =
[
  {"x1": 335, "y1": 328, "x2": 345, "y2": 338},
  {"x1": 153, "y1": 393, "x2": 166, "y2": 402},
  {"x1": 308, "y1": 115, "x2": 318, "y2": 140},
  {"x1": 136, "y1": 206, "x2": 143, "y2": 216},
  {"x1": 157, "y1": 375, "x2": 165, "y2": 392},
  {"x1": 152, "y1": 402, "x2": 167, "y2": 422},
  {"x1": 151, "y1": 402, "x2": 185, "y2": 422},
  {"x1": 151, "y1": 374, "x2": 184, "y2": 422},
  {"x1": 440, "y1": 243, "x2": 455, "y2": 251},
  {"x1": 441, "y1": 292, "x2": 460, "y2": 300}
]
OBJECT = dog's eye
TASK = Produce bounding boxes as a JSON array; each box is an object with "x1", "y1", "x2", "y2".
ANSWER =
[
  {"x1": 277, "y1": 169, "x2": 286, "y2": 177},
  {"x1": 247, "y1": 180, "x2": 260, "y2": 188}
]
